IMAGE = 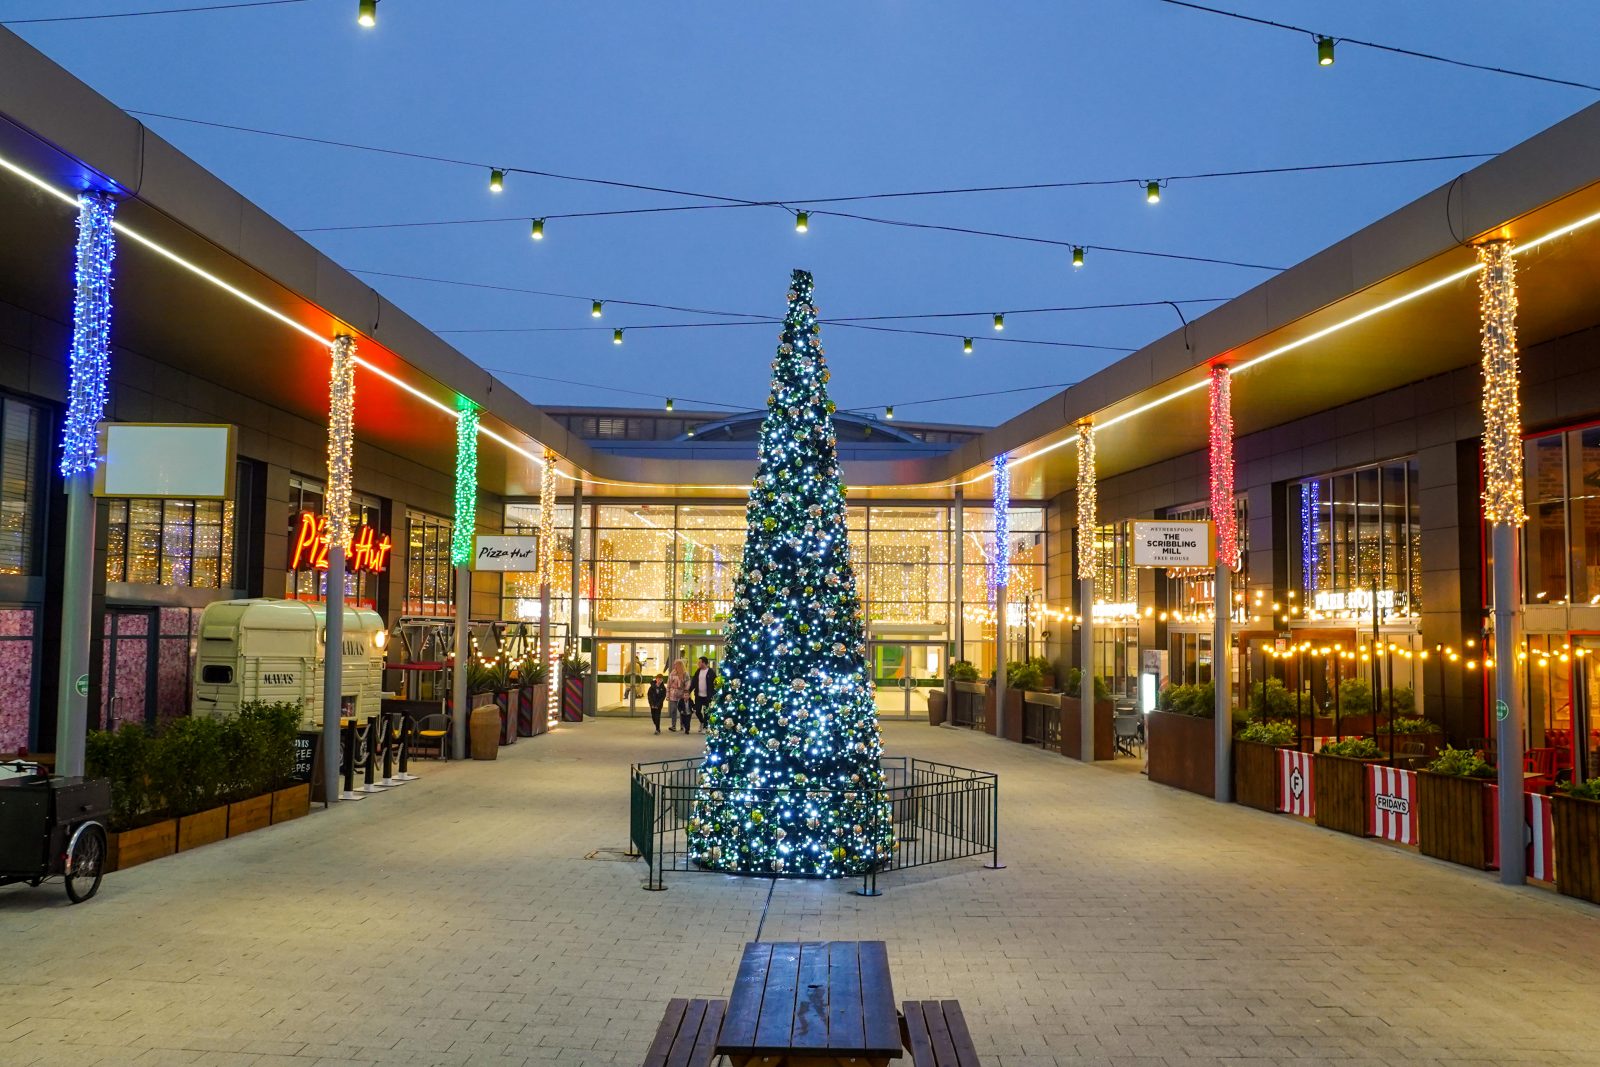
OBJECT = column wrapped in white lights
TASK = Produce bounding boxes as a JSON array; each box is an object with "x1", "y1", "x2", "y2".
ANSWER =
[
  {"x1": 1208, "y1": 363, "x2": 1235, "y2": 802},
  {"x1": 1076, "y1": 420, "x2": 1098, "y2": 760},
  {"x1": 538, "y1": 448, "x2": 559, "y2": 726},
  {"x1": 323, "y1": 334, "x2": 357, "y2": 804},
  {"x1": 990, "y1": 453, "x2": 1011, "y2": 738},
  {"x1": 1478, "y1": 239, "x2": 1525, "y2": 885},
  {"x1": 54, "y1": 192, "x2": 116, "y2": 776},
  {"x1": 450, "y1": 402, "x2": 479, "y2": 759}
]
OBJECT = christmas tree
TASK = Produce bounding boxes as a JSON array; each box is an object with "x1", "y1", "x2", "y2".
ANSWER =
[{"x1": 688, "y1": 269, "x2": 892, "y2": 878}]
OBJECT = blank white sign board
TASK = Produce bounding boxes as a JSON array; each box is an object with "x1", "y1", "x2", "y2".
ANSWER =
[{"x1": 95, "y1": 423, "x2": 236, "y2": 499}]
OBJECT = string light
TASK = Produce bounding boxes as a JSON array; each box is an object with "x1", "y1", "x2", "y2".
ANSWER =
[
  {"x1": 1072, "y1": 246, "x2": 1084, "y2": 268},
  {"x1": 1146, "y1": 180, "x2": 1161, "y2": 204},
  {"x1": 963, "y1": 337, "x2": 973, "y2": 354},
  {"x1": 1477, "y1": 240, "x2": 1523, "y2": 527},
  {"x1": 1317, "y1": 35, "x2": 1336, "y2": 66},
  {"x1": 795, "y1": 211, "x2": 809, "y2": 233},
  {"x1": 326, "y1": 335, "x2": 357, "y2": 553},
  {"x1": 591, "y1": 300, "x2": 603, "y2": 318},
  {"x1": 59, "y1": 192, "x2": 116, "y2": 479},
  {"x1": 489, "y1": 169, "x2": 505, "y2": 194},
  {"x1": 530, "y1": 218, "x2": 545, "y2": 240},
  {"x1": 884, "y1": 406, "x2": 894, "y2": 420},
  {"x1": 1208, "y1": 364, "x2": 1237, "y2": 569},
  {"x1": 988, "y1": 452, "x2": 1011, "y2": 598},
  {"x1": 613, "y1": 328, "x2": 624, "y2": 344},
  {"x1": 357, "y1": 0, "x2": 376, "y2": 27},
  {"x1": 993, "y1": 313, "x2": 1005, "y2": 331},
  {"x1": 1076, "y1": 421, "x2": 1097, "y2": 580},
  {"x1": 450, "y1": 402, "x2": 479, "y2": 568},
  {"x1": 665, "y1": 397, "x2": 674, "y2": 411}
]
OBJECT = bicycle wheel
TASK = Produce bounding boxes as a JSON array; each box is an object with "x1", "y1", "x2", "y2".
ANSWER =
[{"x1": 64, "y1": 824, "x2": 106, "y2": 904}]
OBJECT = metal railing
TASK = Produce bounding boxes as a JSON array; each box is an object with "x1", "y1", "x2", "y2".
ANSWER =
[{"x1": 627, "y1": 755, "x2": 1000, "y2": 894}]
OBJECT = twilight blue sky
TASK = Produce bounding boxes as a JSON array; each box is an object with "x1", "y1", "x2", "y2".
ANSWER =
[{"x1": 7, "y1": 1, "x2": 1598, "y2": 425}]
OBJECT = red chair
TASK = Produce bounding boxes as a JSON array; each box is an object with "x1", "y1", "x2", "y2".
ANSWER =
[{"x1": 1525, "y1": 747, "x2": 1560, "y2": 792}]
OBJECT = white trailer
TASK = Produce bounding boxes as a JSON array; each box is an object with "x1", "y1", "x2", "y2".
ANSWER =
[{"x1": 192, "y1": 599, "x2": 387, "y2": 727}]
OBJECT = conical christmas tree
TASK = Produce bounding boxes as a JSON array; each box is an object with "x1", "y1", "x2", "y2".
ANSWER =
[{"x1": 688, "y1": 269, "x2": 892, "y2": 878}]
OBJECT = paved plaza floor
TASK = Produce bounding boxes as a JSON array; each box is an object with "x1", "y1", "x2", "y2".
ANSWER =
[{"x1": 3, "y1": 718, "x2": 1599, "y2": 1067}]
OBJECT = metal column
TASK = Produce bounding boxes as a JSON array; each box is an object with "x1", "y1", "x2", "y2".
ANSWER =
[
  {"x1": 1213, "y1": 563, "x2": 1232, "y2": 802},
  {"x1": 54, "y1": 481, "x2": 94, "y2": 775},
  {"x1": 1493, "y1": 524, "x2": 1525, "y2": 884},
  {"x1": 451, "y1": 564, "x2": 470, "y2": 759},
  {"x1": 322, "y1": 546, "x2": 346, "y2": 800},
  {"x1": 993, "y1": 581, "x2": 1007, "y2": 738},
  {"x1": 1079, "y1": 576, "x2": 1095, "y2": 759}
]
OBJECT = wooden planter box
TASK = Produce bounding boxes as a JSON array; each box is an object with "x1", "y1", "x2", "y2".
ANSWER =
[
  {"x1": 1059, "y1": 697, "x2": 1115, "y2": 762},
  {"x1": 1552, "y1": 793, "x2": 1600, "y2": 904},
  {"x1": 1417, "y1": 771, "x2": 1495, "y2": 869},
  {"x1": 1233, "y1": 740, "x2": 1290, "y2": 812},
  {"x1": 272, "y1": 783, "x2": 311, "y2": 824},
  {"x1": 927, "y1": 688, "x2": 947, "y2": 726},
  {"x1": 228, "y1": 793, "x2": 272, "y2": 837},
  {"x1": 1147, "y1": 711, "x2": 1214, "y2": 798},
  {"x1": 1313, "y1": 754, "x2": 1379, "y2": 836},
  {"x1": 999, "y1": 689, "x2": 1023, "y2": 741},
  {"x1": 107, "y1": 818, "x2": 176, "y2": 872},
  {"x1": 177, "y1": 805, "x2": 229, "y2": 852}
]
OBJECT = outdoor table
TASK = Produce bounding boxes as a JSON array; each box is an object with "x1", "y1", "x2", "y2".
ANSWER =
[{"x1": 717, "y1": 940, "x2": 903, "y2": 1066}]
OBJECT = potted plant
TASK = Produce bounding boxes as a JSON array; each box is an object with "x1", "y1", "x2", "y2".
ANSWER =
[
  {"x1": 1147, "y1": 683, "x2": 1218, "y2": 797},
  {"x1": 1552, "y1": 776, "x2": 1600, "y2": 904},
  {"x1": 1417, "y1": 746, "x2": 1497, "y2": 869},
  {"x1": 946, "y1": 660, "x2": 983, "y2": 729},
  {"x1": 1059, "y1": 668, "x2": 1113, "y2": 762},
  {"x1": 1028, "y1": 655, "x2": 1057, "y2": 692},
  {"x1": 487, "y1": 657, "x2": 518, "y2": 745},
  {"x1": 517, "y1": 656, "x2": 550, "y2": 736},
  {"x1": 560, "y1": 653, "x2": 591, "y2": 723},
  {"x1": 1313, "y1": 736, "x2": 1383, "y2": 836},
  {"x1": 465, "y1": 660, "x2": 503, "y2": 758},
  {"x1": 85, "y1": 724, "x2": 177, "y2": 872},
  {"x1": 1000, "y1": 660, "x2": 1040, "y2": 741},
  {"x1": 1379, "y1": 713, "x2": 1445, "y2": 758},
  {"x1": 1234, "y1": 718, "x2": 1296, "y2": 812}
]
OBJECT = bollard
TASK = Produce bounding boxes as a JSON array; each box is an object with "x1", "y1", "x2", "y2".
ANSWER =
[
  {"x1": 339, "y1": 717, "x2": 364, "y2": 801},
  {"x1": 380, "y1": 711, "x2": 402, "y2": 787},
  {"x1": 360, "y1": 714, "x2": 387, "y2": 793},
  {"x1": 393, "y1": 714, "x2": 419, "y2": 782}
]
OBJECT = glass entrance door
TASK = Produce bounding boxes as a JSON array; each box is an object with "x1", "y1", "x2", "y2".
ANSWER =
[
  {"x1": 594, "y1": 639, "x2": 670, "y2": 716},
  {"x1": 871, "y1": 642, "x2": 945, "y2": 719}
]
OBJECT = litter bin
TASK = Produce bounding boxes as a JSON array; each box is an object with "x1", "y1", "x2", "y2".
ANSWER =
[{"x1": 469, "y1": 704, "x2": 500, "y2": 760}]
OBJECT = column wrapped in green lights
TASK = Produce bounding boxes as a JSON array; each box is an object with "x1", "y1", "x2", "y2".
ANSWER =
[
  {"x1": 688, "y1": 269, "x2": 891, "y2": 878},
  {"x1": 450, "y1": 400, "x2": 479, "y2": 759},
  {"x1": 1076, "y1": 420, "x2": 1098, "y2": 759},
  {"x1": 322, "y1": 334, "x2": 357, "y2": 804},
  {"x1": 1477, "y1": 238, "x2": 1525, "y2": 885}
]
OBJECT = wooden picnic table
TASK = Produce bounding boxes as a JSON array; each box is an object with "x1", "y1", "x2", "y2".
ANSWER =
[{"x1": 716, "y1": 940, "x2": 903, "y2": 1067}]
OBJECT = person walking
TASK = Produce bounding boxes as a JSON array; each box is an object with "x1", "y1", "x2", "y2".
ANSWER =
[
  {"x1": 646, "y1": 674, "x2": 667, "y2": 734},
  {"x1": 666, "y1": 657, "x2": 690, "y2": 734},
  {"x1": 691, "y1": 655, "x2": 717, "y2": 733}
]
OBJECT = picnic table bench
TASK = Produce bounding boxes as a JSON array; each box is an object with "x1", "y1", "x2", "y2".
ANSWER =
[
  {"x1": 645, "y1": 997, "x2": 726, "y2": 1067},
  {"x1": 900, "y1": 1000, "x2": 980, "y2": 1067},
  {"x1": 716, "y1": 940, "x2": 903, "y2": 1066}
]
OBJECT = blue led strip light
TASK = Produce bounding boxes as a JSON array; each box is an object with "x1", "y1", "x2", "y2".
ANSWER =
[
  {"x1": 989, "y1": 451, "x2": 1011, "y2": 598},
  {"x1": 451, "y1": 403, "x2": 479, "y2": 567},
  {"x1": 59, "y1": 193, "x2": 117, "y2": 478},
  {"x1": 1300, "y1": 478, "x2": 1320, "y2": 596}
]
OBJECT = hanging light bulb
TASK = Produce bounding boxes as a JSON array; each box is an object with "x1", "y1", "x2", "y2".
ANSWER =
[
  {"x1": 591, "y1": 300, "x2": 603, "y2": 318},
  {"x1": 530, "y1": 218, "x2": 545, "y2": 240},
  {"x1": 613, "y1": 328, "x2": 624, "y2": 345},
  {"x1": 1146, "y1": 180, "x2": 1161, "y2": 204},
  {"x1": 489, "y1": 169, "x2": 505, "y2": 194},
  {"x1": 686, "y1": 425, "x2": 696, "y2": 438},
  {"x1": 884, "y1": 406, "x2": 894, "y2": 420},
  {"x1": 1072, "y1": 246, "x2": 1084, "y2": 269},
  {"x1": 993, "y1": 313, "x2": 1005, "y2": 331},
  {"x1": 1317, "y1": 35, "x2": 1336, "y2": 66},
  {"x1": 665, "y1": 397, "x2": 674, "y2": 411},
  {"x1": 962, "y1": 337, "x2": 973, "y2": 354},
  {"x1": 357, "y1": 0, "x2": 377, "y2": 27},
  {"x1": 795, "y1": 211, "x2": 809, "y2": 233}
]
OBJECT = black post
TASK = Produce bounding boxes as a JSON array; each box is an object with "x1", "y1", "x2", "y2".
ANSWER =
[
  {"x1": 382, "y1": 711, "x2": 397, "y2": 783},
  {"x1": 341, "y1": 717, "x2": 358, "y2": 798},
  {"x1": 361, "y1": 714, "x2": 381, "y2": 791},
  {"x1": 396, "y1": 713, "x2": 411, "y2": 775},
  {"x1": 1296, "y1": 646, "x2": 1304, "y2": 751},
  {"x1": 1387, "y1": 644, "x2": 1396, "y2": 763},
  {"x1": 1334, "y1": 653, "x2": 1343, "y2": 743}
]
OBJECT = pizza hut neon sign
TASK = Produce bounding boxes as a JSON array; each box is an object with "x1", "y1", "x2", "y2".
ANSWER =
[{"x1": 289, "y1": 511, "x2": 393, "y2": 574}]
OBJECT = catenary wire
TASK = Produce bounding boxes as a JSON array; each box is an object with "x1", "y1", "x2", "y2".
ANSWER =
[
  {"x1": 1152, "y1": 0, "x2": 1600, "y2": 94},
  {"x1": 1, "y1": 0, "x2": 309, "y2": 24}
]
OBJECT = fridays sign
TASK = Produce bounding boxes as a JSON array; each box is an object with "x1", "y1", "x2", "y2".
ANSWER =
[
  {"x1": 1131, "y1": 520, "x2": 1215, "y2": 568},
  {"x1": 473, "y1": 535, "x2": 539, "y2": 572}
]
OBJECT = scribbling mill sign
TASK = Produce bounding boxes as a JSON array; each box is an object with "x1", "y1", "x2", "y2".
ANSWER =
[{"x1": 1131, "y1": 521, "x2": 1215, "y2": 568}]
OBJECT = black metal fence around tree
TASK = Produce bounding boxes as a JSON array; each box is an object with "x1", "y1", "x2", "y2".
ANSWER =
[{"x1": 628, "y1": 755, "x2": 1001, "y2": 895}]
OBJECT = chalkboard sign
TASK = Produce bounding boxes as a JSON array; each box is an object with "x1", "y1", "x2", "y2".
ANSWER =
[{"x1": 292, "y1": 731, "x2": 319, "y2": 783}]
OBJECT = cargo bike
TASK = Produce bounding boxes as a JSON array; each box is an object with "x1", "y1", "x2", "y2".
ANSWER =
[{"x1": 0, "y1": 759, "x2": 111, "y2": 904}]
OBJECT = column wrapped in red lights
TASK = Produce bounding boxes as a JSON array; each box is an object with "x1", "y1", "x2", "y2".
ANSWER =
[{"x1": 1208, "y1": 363, "x2": 1237, "y2": 570}]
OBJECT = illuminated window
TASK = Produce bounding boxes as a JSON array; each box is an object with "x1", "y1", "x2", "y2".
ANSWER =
[
  {"x1": 405, "y1": 510, "x2": 454, "y2": 617},
  {"x1": 284, "y1": 477, "x2": 382, "y2": 609},
  {"x1": 0, "y1": 397, "x2": 45, "y2": 577},
  {"x1": 106, "y1": 461, "x2": 245, "y2": 591},
  {"x1": 1288, "y1": 459, "x2": 1418, "y2": 617}
]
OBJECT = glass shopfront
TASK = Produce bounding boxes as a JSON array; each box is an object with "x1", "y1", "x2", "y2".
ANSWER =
[
  {"x1": 284, "y1": 477, "x2": 387, "y2": 609},
  {"x1": 0, "y1": 396, "x2": 47, "y2": 753},
  {"x1": 404, "y1": 509, "x2": 454, "y2": 617},
  {"x1": 1162, "y1": 499, "x2": 1248, "y2": 694},
  {"x1": 1289, "y1": 458, "x2": 1420, "y2": 621},
  {"x1": 960, "y1": 506, "x2": 1046, "y2": 673}
]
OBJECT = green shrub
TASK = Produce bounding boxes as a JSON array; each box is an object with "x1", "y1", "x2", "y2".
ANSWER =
[
  {"x1": 239, "y1": 701, "x2": 301, "y2": 793},
  {"x1": 1386, "y1": 716, "x2": 1437, "y2": 735},
  {"x1": 1247, "y1": 678, "x2": 1294, "y2": 718},
  {"x1": 1428, "y1": 746, "x2": 1495, "y2": 778},
  {"x1": 152, "y1": 715, "x2": 228, "y2": 817},
  {"x1": 1562, "y1": 776, "x2": 1600, "y2": 801},
  {"x1": 466, "y1": 660, "x2": 499, "y2": 694},
  {"x1": 518, "y1": 657, "x2": 549, "y2": 685},
  {"x1": 1336, "y1": 678, "x2": 1373, "y2": 715},
  {"x1": 1321, "y1": 737, "x2": 1381, "y2": 758},
  {"x1": 561, "y1": 654, "x2": 591, "y2": 678},
  {"x1": 84, "y1": 724, "x2": 152, "y2": 831},
  {"x1": 1005, "y1": 660, "x2": 1043, "y2": 691},
  {"x1": 1237, "y1": 719, "x2": 1296, "y2": 745},
  {"x1": 1063, "y1": 668, "x2": 1112, "y2": 702},
  {"x1": 948, "y1": 660, "x2": 980, "y2": 682},
  {"x1": 1161, "y1": 682, "x2": 1215, "y2": 717}
]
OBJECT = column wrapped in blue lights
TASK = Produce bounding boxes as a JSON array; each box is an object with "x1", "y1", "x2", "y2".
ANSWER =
[
  {"x1": 450, "y1": 401, "x2": 479, "y2": 759},
  {"x1": 323, "y1": 334, "x2": 357, "y2": 803},
  {"x1": 55, "y1": 192, "x2": 117, "y2": 776}
]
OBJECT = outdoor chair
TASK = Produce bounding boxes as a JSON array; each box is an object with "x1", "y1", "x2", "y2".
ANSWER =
[
  {"x1": 412, "y1": 713, "x2": 452, "y2": 760},
  {"x1": 1113, "y1": 715, "x2": 1142, "y2": 758},
  {"x1": 1526, "y1": 747, "x2": 1560, "y2": 792}
]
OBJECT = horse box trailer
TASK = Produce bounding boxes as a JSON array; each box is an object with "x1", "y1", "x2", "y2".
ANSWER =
[{"x1": 192, "y1": 599, "x2": 387, "y2": 727}]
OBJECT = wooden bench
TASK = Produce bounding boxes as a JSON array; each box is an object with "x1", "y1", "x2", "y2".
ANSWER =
[
  {"x1": 645, "y1": 997, "x2": 726, "y2": 1067},
  {"x1": 901, "y1": 1000, "x2": 981, "y2": 1067}
]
